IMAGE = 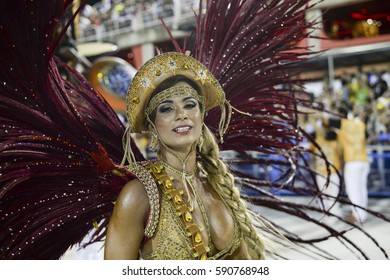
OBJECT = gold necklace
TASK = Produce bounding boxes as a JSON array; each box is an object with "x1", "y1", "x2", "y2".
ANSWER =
[
  {"x1": 160, "y1": 161, "x2": 212, "y2": 249},
  {"x1": 145, "y1": 161, "x2": 209, "y2": 259}
]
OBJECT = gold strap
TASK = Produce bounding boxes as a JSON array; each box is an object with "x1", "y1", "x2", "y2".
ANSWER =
[
  {"x1": 145, "y1": 161, "x2": 209, "y2": 260},
  {"x1": 125, "y1": 163, "x2": 160, "y2": 238}
]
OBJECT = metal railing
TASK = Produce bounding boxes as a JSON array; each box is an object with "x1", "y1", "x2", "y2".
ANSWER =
[{"x1": 78, "y1": 2, "x2": 200, "y2": 43}]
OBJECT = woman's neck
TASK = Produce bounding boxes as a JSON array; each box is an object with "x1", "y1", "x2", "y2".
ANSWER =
[{"x1": 158, "y1": 147, "x2": 197, "y2": 174}]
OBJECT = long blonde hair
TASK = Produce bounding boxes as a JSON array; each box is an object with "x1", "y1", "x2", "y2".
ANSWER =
[{"x1": 198, "y1": 125, "x2": 267, "y2": 259}]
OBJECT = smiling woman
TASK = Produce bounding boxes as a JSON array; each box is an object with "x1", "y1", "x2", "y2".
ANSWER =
[
  {"x1": 3, "y1": 0, "x2": 389, "y2": 262},
  {"x1": 104, "y1": 52, "x2": 268, "y2": 260}
]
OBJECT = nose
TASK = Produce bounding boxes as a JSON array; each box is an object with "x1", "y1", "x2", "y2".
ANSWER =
[{"x1": 175, "y1": 106, "x2": 188, "y2": 120}]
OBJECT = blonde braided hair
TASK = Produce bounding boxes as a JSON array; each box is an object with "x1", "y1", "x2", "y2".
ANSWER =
[{"x1": 199, "y1": 125, "x2": 266, "y2": 259}]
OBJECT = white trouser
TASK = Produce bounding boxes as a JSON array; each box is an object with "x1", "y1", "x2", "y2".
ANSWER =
[
  {"x1": 316, "y1": 173, "x2": 341, "y2": 216},
  {"x1": 344, "y1": 161, "x2": 370, "y2": 222}
]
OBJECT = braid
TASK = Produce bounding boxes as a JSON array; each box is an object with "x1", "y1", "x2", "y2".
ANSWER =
[{"x1": 199, "y1": 126, "x2": 266, "y2": 259}]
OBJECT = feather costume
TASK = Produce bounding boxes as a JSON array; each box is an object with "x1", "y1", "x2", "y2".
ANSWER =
[{"x1": 0, "y1": 0, "x2": 389, "y2": 259}]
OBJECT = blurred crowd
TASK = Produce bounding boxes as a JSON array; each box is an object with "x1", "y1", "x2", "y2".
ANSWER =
[
  {"x1": 78, "y1": 0, "x2": 199, "y2": 36},
  {"x1": 306, "y1": 70, "x2": 390, "y2": 145},
  {"x1": 76, "y1": 1, "x2": 390, "y2": 145}
]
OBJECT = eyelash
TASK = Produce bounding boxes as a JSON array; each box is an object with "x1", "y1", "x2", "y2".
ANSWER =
[
  {"x1": 184, "y1": 102, "x2": 197, "y2": 109},
  {"x1": 158, "y1": 106, "x2": 173, "y2": 113},
  {"x1": 158, "y1": 101, "x2": 197, "y2": 113}
]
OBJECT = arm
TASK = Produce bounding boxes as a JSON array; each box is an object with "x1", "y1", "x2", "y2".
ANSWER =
[{"x1": 104, "y1": 179, "x2": 149, "y2": 260}]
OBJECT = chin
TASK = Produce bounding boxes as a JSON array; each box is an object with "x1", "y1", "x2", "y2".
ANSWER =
[{"x1": 164, "y1": 140, "x2": 196, "y2": 151}]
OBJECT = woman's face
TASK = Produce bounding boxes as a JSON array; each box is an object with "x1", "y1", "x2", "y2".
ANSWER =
[{"x1": 153, "y1": 83, "x2": 203, "y2": 153}]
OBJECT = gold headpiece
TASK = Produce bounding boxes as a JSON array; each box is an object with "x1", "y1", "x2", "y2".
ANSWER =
[
  {"x1": 145, "y1": 84, "x2": 204, "y2": 117},
  {"x1": 126, "y1": 52, "x2": 225, "y2": 133}
]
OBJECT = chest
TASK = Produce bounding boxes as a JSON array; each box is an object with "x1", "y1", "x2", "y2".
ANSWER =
[{"x1": 176, "y1": 177, "x2": 236, "y2": 252}]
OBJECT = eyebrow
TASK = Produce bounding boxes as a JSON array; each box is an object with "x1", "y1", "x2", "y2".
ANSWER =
[{"x1": 159, "y1": 96, "x2": 197, "y2": 105}]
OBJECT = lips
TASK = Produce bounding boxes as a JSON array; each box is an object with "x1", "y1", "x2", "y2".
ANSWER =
[{"x1": 173, "y1": 125, "x2": 192, "y2": 134}]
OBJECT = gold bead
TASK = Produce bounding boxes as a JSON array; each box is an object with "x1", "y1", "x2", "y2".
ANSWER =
[
  {"x1": 112, "y1": 169, "x2": 124, "y2": 177},
  {"x1": 184, "y1": 63, "x2": 190, "y2": 70},
  {"x1": 184, "y1": 212, "x2": 192, "y2": 222},
  {"x1": 152, "y1": 165, "x2": 161, "y2": 174},
  {"x1": 200, "y1": 254, "x2": 207, "y2": 260},
  {"x1": 165, "y1": 179, "x2": 172, "y2": 188},
  {"x1": 155, "y1": 68, "x2": 162, "y2": 76},
  {"x1": 195, "y1": 232, "x2": 202, "y2": 243},
  {"x1": 132, "y1": 96, "x2": 140, "y2": 104},
  {"x1": 174, "y1": 194, "x2": 182, "y2": 204}
]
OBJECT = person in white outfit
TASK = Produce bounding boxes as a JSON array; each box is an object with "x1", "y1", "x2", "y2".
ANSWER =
[{"x1": 328, "y1": 106, "x2": 370, "y2": 223}]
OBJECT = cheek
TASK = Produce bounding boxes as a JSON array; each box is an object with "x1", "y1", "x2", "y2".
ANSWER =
[
  {"x1": 154, "y1": 115, "x2": 171, "y2": 134},
  {"x1": 192, "y1": 111, "x2": 203, "y2": 136}
]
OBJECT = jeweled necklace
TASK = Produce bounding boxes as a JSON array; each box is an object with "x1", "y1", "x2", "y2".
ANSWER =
[{"x1": 160, "y1": 160, "x2": 211, "y2": 247}]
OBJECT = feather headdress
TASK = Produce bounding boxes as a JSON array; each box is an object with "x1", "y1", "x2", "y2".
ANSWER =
[{"x1": 0, "y1": 0, "x2": 389, "y2": 260}]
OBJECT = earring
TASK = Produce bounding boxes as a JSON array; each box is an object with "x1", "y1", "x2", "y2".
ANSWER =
[
  {"x1": 149, "y1": 132, "x2": 159, "y2": 151},
  {"x1": 197, "y1": 132, "x2": 204, "y2": 152}
]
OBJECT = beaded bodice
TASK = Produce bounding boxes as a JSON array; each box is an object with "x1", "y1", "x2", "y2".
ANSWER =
[
  {"x1": 130, "y1": 160, "x2": 241, "y2": 260},
  {"x1": 141, "y1": 191, "x2": 241, "y2": 260}
]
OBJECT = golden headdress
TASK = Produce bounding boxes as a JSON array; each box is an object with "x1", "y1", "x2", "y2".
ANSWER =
[{"x1": 125, "y1": 52, "x2": 226, "y2": 133}]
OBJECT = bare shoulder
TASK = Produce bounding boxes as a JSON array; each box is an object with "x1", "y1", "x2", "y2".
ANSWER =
[
  {"x1": 105, "y1": 178, "x2": 150, "y2": 260},
  {"x1": 114, "y1": 178, "x2": 149, "y2": 221}
]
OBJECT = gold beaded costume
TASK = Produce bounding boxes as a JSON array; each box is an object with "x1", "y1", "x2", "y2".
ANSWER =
[
  {"x1": 129, "y1": 161, "x2": 241, "y2": 260},
  {"x1": 126, "y1": 160, "x2": 241, "y2": 260},
  {"x1": 2, "y1": 0, "x2": 390, "y2": 260}
]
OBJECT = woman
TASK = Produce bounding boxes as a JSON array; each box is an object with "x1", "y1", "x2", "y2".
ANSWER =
[
  {"x1": 2, "y1": 0, "x2": 388, "y2": 261},
  {"x1": 104, "y1": 52, "x2": 266, "y2": 260}
]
